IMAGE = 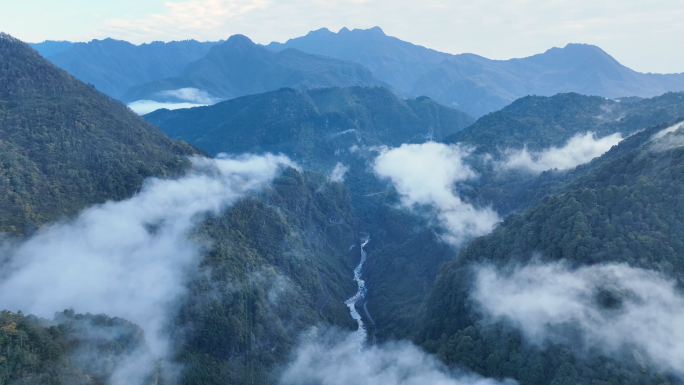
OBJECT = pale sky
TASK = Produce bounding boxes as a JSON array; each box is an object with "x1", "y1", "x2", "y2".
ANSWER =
[{"x1": 2, "y1": 0, "x2": 683, "y2": 74}]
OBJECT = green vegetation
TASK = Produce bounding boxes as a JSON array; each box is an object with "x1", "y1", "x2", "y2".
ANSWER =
[
  {"x1": 173, "y1": 168, "x2": 360, "y2": 384},
  {"x1": 0, "y1": 33, "x2": 200, "y2": 234},
  {"x1": 145, "y1": 86, "x2": 473, "y2": 159},
  {"x1": 8, "y1": 29, "x2": 684, "y2": 385},
  {"x1": 445, "y1": 92, "x2": 684, "y2": 155},
  {"x1": 452, "y1": 92, "x2": 684, "y2": 216},
  {"x1": 0, "y1": 310, "x2": 148, "y2": 385},
  {"x1": 418, "y1": 118, "x2": 684, "y2": 385}
]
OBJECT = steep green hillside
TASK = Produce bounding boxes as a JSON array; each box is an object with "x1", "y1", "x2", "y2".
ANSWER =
[
  {"x1": 145, "y1": 86, "x2": 473, "y2": 160},
  {"x1": 445, "y1": 92, "x2": 684, "y2": 155},
  {"x1": 145, "y1": 85, "x2": 475, "y2": 346},
  {"x1": 121, "y1": 35, "x2": 390, "y2": 104},
  {"x1": 0, "y1": 34, "x2": 364, "y2": 385},
  {"x1": 418, "y1": 118, "x2": 684, "y2": 385},
  {"x1": 0, "y1": 33, "x2": 200, "y2": 234},
  {"x1": 448, "y1": 92, "x2": 684, "y2": 216},
  {"x1": 0, "y1": 310, "x2": 149, "y2": 385},
  {"x1": 174, "y1": 168, "x2": 359, "y2": 384}
]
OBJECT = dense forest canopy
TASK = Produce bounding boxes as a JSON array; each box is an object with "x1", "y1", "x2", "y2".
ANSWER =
[{"x1": 0, "y1": 33, "x2": 200, "y2": 235}]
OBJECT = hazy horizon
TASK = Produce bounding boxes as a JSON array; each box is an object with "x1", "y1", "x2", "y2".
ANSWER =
[{"x1": 4, "y1": 0, "x2": 684, "y2": 75}]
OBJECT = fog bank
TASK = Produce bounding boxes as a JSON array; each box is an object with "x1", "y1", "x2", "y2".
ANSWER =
[
  {"x1": 280, "y1": 329, "x2": 516, "y2": 385},
  {"x1": 473, "y1": 261, "x2": 684, "y2": 376},
  {"x1": 0, "y1": 153, "x2": 294, "y2": 384},
  {"x1": 374, "y1": 142, "x2": 499, "y2": 245},
  {"x1": 500, "y1": 132, "x2": 623, "y2": 173}
]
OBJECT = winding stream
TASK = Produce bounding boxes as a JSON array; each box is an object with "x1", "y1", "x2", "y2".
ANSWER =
[{"x1": 345, "y1": 235, "x2": 371, "y2": 349}]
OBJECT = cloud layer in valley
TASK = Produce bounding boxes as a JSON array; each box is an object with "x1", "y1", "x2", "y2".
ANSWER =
[
  {"x1": 127, "y1": 100, "x2": 209, "y2": 115},
  {"x1": 128, "y1": 87, "x2": 219, "y2": 114},
  {"x1": 0, "y1": 153, "x2": 294, "y2": 384},
  {"x1": 472, "y1": 261, "x2": 684, "y2": 376},
  {"x1": 500, "y1": 132, "x2": 623, "y2": 173},
  {"x1": 279, "y1": 329, "x2": 516, "y2": 385},
  {"x1": 374, "y1": 142, "x2": 499, "y2": 245},
  {"x1": 157, "y1": 87, "x2": 218, "y2": 104}
]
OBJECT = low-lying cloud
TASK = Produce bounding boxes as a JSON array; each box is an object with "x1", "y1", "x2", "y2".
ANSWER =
[
  {"x1": 500, "y1": 132, "x2": 623, "y2": 173},
  {"x1": 279, "y1": 329, "x2": 515, "y2": 385},
  {"x1": 0, "y1": 153, "x2": 294, "y2": 384},
  {"x1": 330, "y1": 162, "x2": 349, "y2": 183},
  {"x1": 472, "y1": 261, "x2": 684, "y2": 376},
  {"x1": 652, "y1": 122, "x2": 684, "y2": 140},
  {"x1": 373, "y1": 142, "x2": 499, "y2": 245},
  {"x1": 157, "y1": 87, "x2": 217, "y2": 104},
  {"x1": 128, "y1": 99, "x2": 209, "y2": 115},
  {"x1": 650, "y1": 122, "x2": 684, "y2": 152}
]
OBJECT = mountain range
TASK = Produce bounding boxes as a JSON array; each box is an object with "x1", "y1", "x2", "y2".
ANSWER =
[
  {"x1": 33, "y1": 38, "x2": 219, "y2": 98},
  {"x1": 265, "y1": 26, "x2": 452, "y2": 93},
  {"x1": 120, "y1": 34, "x2": 390, "y2": 104},
  {"x1": 30, "y1": 27, "x2": 684, "y2": 117}
]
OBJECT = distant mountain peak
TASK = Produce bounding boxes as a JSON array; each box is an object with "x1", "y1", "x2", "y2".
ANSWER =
[
  {"x1": 332, "y1": 26, "x2": 385, "y2": 35},
  {"x1": 367, "y1": 26, "x2": 385, "y2": 35},
  {"x1": 224, "y1": 34, "x2": 254, "y2": 45},
  {"x1": 307, "y1": 28, "x2": 335, "y2": 37}
]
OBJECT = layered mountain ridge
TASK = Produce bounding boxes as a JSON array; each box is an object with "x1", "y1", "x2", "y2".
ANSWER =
[{"x1": 121, "y1": 34, "x2": 391, "y2": 104}]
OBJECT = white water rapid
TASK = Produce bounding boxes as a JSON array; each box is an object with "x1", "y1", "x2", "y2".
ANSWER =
[{"x1": 345, "y1": 235, "x2": 371, "y2": 350}]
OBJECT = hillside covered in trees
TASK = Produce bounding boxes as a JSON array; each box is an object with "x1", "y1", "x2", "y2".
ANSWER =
[
  {"x1": 418, "y1": 117, "x2": 684, "y2": 385},
  {"x1": 0, "y1": 33, "x2": 200, "y2": 234}
]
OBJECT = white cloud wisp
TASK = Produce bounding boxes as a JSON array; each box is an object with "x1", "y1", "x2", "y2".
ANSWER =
[
  {"x1": 330, "y1": 162, "x2": 349, "y2": 183},
  {"x1": 157, "y1": 87, "x2": 218, "y2": 104},
  {"x1": 279, "y1": 329, "x2": 516, "y2": 385},
  {"x1": 373, "y1": 142, "x2": 499, "y2": 245},
  {"x1": 500, "y1": 132, "x2": 623, "y2": 173},
  {"x1": 0, "y1": 153, "x2": 294, "y2": 384},
  {"x1": 128, "y1": 87, "x2": 220, "y2": 114},
  {"x1": 472, "y1": 261, "x2": 684, "y2": 376}
]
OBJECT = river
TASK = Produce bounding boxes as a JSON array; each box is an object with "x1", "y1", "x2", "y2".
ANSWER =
[{"x1": 345, "y1": 234, "x2": 372, "y2": 350}]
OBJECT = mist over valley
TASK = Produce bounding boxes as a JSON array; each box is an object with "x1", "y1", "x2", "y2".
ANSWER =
[{"x1": 3, "y1": 4, "x2": 684, "y2": 384}]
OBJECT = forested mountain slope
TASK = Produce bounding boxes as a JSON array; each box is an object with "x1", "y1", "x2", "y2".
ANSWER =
[
  {"x1": 446, "y1": 92, "x2": 684, "y2": 217},
  {"x1": 145, "y1": 85, "x2": 475, "y2": 347},
  {"x1": 0, "y1": 34, "x2": 363, "y2": 385},
  {"x1": 265, "y1": 26, "x2": 451, "y2": 93},
  {"x1": 121, "y1": 35, "x2": 390, "y2": 104},
  {"x1": 0, "y1": 33, "x2": 199, "y2": 234},
  {"x1": 418, "y1": 117, "x2": 684, "y2": 385},
  {"x1": 0, "y1": 310, "x2": 152, "y2": 385},
  {"x1": 144, "y1": 86, "x2": 473, "y2": 160},
  {"x1": 446, "y1": 92, "x2": 684, "y2": 155},
  {"x1": 175, "y1": 168, "x2": 360, "y2": 384},
  {"x1": 45, "y1": 38, "x2": 219, "y2": 98}
]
